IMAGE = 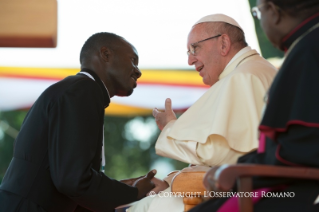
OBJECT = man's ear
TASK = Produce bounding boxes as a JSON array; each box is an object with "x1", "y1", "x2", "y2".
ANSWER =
[
  {"x1": 268, "y1": 2, "x2": 281, "y2": 25},
  {"x1": 220, "y1": 34, "x2": 231, "y2": 56},
  {"x1": 100, "y1": 46, "x2": 111, "y2": 62}
]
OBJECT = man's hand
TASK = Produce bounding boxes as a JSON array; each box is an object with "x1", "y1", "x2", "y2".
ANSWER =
[
  {"x1": 153, "y1": 98, "x2": 177, "y2": 130},
  {"x1": 133, "y1": 170, "x2": 156, "y2": 200},
  {"x1": 120, "y1": 176, "x2": 145, "y2": 186},
  {"x1": 147, "y1": 177, "x2": 169, "y2": 196}
]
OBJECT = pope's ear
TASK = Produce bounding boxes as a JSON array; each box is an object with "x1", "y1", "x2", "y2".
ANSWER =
[
  {"x1": 220, "y1": 34, "x2": 231, "y2": 56},
  {"x1": 100, "y1": 46, "x2": 111, "y2": 62}
]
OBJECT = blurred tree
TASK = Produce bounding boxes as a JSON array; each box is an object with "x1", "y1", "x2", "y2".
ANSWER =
[
  {"x1": 248, "y1": 0, "x2": 284, "y2": 59},
  {"x1": 0, "y1": 110, "x2": 27, "y2": 183},
  {"x1": 103, "y1": 115, "x2": 154, "y2": 179}
]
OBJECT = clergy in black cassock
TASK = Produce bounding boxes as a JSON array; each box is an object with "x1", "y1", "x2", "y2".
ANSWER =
[
  {"x1": 190, "y1": 0, "x2": 319, "y2": 212},
  {"x1": 0, "y1": 33, "x2": 156, "y2": 212}
]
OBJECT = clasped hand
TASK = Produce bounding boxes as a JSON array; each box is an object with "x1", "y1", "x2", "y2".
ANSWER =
[
  {"x1": 120, "y1": 170, "x2": 169, "y2": 199},
  {"x1": 121, "y1": 170, "x2": 166, "y2": 200}
]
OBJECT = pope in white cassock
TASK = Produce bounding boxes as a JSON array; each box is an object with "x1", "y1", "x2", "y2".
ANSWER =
[{"x1": 128, "y1": 14, "x2": 277, "y2": 212}]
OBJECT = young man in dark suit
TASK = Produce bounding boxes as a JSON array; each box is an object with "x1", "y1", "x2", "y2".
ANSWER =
[{"x1": 0, "y1": 32, "x2": 156, "y2": 212}]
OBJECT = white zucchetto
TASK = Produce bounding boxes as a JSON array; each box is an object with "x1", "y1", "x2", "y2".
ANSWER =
[{"x1": 193, "y1": 14, "x2": 243, "y2": 31}]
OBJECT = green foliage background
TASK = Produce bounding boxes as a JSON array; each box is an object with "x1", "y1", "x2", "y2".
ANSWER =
[{"x1": 0, "y1": 0, "x2": 284, "y2": 184}]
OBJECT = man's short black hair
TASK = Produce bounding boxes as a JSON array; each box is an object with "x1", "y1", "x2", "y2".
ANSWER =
[
  {"x1": 266, "y1": 0, "x2": 319, "y2": 14},
  {"x1": 79, "y1": 32, "x2": 124, "y2": 64}
]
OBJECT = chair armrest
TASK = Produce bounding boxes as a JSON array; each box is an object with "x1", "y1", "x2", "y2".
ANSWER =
[
  {"x1": 204, "y1": 164, "x2": 319, "y2": 192},
  {"x1": 171, "y1": 171, "x2": 208, "y2": 212},
  {"x1": 171, "y1": 171, "x2": 207, "y2": 194}
]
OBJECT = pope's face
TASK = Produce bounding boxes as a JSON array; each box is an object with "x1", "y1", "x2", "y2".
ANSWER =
[{"x1": 187, "y1": 24, "x2": 223, "y2": 86}]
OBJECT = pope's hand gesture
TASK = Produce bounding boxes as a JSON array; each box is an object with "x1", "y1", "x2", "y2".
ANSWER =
[{"x1": 153, "y1": 98, "x2": 177, "y2": 130}]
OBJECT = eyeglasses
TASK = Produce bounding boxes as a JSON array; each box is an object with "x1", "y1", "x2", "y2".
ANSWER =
[
  {"x1": 187, "y1": 34, "x2": 221, "y2": 56},
  {"x1": 251, "y1": 3, "x2": 268, "y2": 20}
]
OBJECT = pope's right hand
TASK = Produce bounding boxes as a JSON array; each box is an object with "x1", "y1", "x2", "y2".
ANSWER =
[{"x1": 153, "y1": 98, "x2": 177, "y2": 130}]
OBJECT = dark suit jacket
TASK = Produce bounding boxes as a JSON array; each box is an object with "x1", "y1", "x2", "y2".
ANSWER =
[{"x1": 0, "y1": 69, "x2": 138, "y2": 212}]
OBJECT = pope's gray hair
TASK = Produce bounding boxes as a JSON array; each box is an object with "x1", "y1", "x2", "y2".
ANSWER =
[{"x1": 203, "y1": 22, "x2": 248, "y2": 49}]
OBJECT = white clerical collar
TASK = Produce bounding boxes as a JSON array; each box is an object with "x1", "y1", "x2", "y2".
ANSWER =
[
  {"x1": 225, "y1": 46, "x2": 252, "y2": 70},
  {"x1": 78, "y1": 71, "x2": 111, "y2": 100},
  {"x1": 218, "y1": 46, "x2": 253, "y2": 80}
]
